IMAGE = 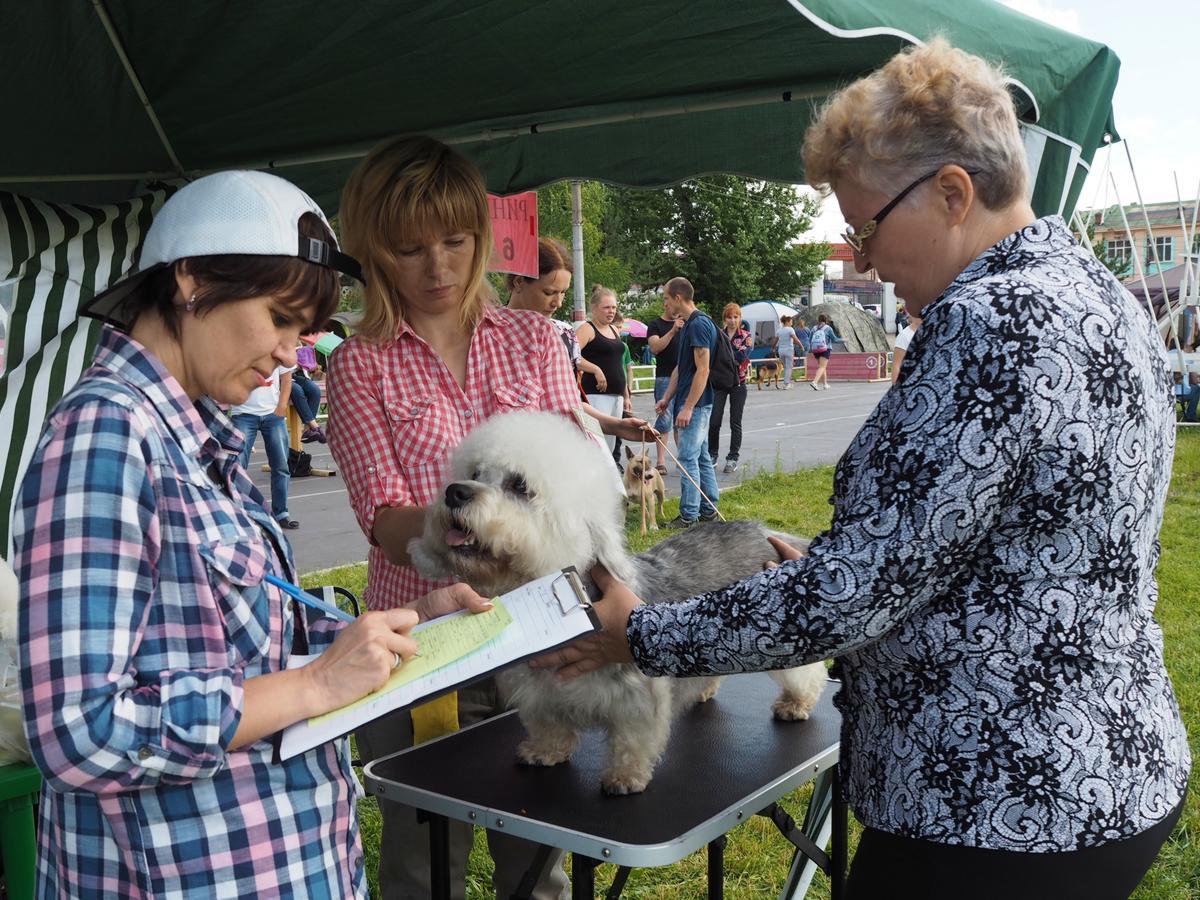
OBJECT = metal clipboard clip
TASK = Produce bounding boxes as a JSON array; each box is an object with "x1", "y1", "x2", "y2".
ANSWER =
[{"x1": 551, "y1": 567, "x2": 592, "y2": 614}]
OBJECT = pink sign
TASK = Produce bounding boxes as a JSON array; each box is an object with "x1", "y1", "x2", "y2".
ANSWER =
[
  {"x1": 805, "y1": 351, "x2": 891, "y2": 382},
  {"x1": 487, "y1": 191, "x2": 538, "y2": 277}
]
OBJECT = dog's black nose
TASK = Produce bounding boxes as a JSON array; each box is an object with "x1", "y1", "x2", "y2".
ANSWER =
[{"x1": 445, "y1": 483, "x2": 475, "y2": 509}]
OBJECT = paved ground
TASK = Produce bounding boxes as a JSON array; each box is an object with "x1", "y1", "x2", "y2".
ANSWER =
[{"x1": 251, "y1": 379, "x2": 891, "y2": 575}]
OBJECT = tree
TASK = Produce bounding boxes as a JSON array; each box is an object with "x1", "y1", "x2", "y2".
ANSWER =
[
  {"x1": 477, "y1": 177, "x2": 830, "y2": 323},
  {"x1": 605, "y1": 176, "x2": 828, "y2": 316},
  {"x1": 526, "y1": 181, "x2": 634, "y2": 321}
]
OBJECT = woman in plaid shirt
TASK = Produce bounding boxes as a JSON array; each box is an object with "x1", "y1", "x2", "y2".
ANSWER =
[
  {"x1": 15, "y1": 171, "x2": 491, "y2": 899},
  {"x1": 331, "y1": 136, "x2": 612, "y2": 899}
]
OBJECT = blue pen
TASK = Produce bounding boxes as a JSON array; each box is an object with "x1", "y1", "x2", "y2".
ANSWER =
[{"x1": 264, "y1": 573, "x2": 355, "y2": 623}]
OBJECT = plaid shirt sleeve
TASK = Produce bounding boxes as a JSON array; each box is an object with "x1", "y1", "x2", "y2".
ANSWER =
[
  {"x1": 325, "y1": 338, "x2": 416, "y2": 542},
  {"x1": 16, "y1": 399, "x2": 245, "y2": 794}
]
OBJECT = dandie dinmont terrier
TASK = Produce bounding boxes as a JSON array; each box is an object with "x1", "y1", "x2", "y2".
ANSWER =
[{"x1": 410, "y1": 411, "x2": 827, "y2": 795}]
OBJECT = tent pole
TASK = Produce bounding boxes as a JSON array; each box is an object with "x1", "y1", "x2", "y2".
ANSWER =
[
  {"x1": 89, "y1": 0, "x2": 185, "y2": 176},
  {"x1": 1173, "y1": 175, "x2": 1192, "y2": 322},
  {"x1": 1189, "y1": 179, "x2": 1200, "y2": 309},
  {"x1": 1174, "y1": 175, "x2": 1199, "y2": 310},
  {"x1": 254, "y1": 88, "x2": 828, "y2": 175},
  {"x1": 1110, "y1": 174, "x2": 1167, "y2": 339},
  {"x1": 0, "y1": 87, "x2": 829, "y2": 186},
  {"x1": 571, "y1": 181, "x2": 585, "y2": 323},
  {"x1": 1122, "y1": 141, "x2": 1182, "y2": 353}
]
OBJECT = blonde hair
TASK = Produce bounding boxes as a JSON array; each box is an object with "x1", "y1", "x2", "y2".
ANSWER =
[
  {"x1": 722, "y1": 303, "x2": 742, "y2": 320},
  {"x1": 803, "y1": 37, "x2": 1028, "y2": 210},
  {"x1": 340, "y1": 135, "x2": 494, "y2": 342},
  {"x1": 590, "y1": 283, "x2": 617, "y2": 310}
]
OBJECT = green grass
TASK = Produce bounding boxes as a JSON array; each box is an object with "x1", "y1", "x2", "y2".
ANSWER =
[{"x1": 303, "y1": 430, "x2": 1200, "y2": 899}]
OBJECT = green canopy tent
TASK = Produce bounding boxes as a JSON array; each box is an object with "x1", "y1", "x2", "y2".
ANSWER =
[
  {"x1": 1, "y1": 0, "x2": 1117, "y2": 210},
  {"x1": 0, "y1": 5, "x2": 1121, "y2": 892}
]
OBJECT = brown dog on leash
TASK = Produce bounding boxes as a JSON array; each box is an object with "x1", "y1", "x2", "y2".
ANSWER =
[
  {"x1": 623, "y1": 446, "x2": 666, "y2": 530},
  {"x1": 755, "y1": 359, "x2": 783, "y2": 390}
]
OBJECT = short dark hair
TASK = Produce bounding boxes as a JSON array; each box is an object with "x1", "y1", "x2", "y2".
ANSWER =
[
  {"x1": 664, "y1": 276, "x2": 694, "y2": 301},
  {"x1": 126, "y1": 212, "x2": 341, "y2": 339},
  {"x1": 506, "y1": 236, "x2": 572, "y2": 290}
]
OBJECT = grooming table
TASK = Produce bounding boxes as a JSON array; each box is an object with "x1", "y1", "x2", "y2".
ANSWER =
[{"x1": 364, "y1": 672, "x2": 845, "y2": 899}]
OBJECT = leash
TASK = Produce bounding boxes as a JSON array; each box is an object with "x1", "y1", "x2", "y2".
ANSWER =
[
  {"x1": 653, "y1": 433, "x2": 726, "y2": 522},
  {"x1": 638, "y1": 432, "x2": 648, "y2": 535}
]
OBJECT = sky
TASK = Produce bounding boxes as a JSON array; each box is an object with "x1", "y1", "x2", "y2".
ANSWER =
[{"x1": 800, "y1": 0, "x2": 1200, "y2": 242}]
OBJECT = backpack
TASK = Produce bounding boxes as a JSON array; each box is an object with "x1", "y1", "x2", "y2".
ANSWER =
[
  {"x1": 810, "y1": 325, "x2": 830, "y2": 352},
  {"x1": 708, "y1": 318, "x2": 739, "y2": 391}
]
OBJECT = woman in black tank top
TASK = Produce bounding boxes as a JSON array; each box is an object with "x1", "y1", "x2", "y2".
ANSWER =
[
  {"x1": 577, "y1": 285, "x2": 631, "y2": 450},
  {"x1": 580, "y1": 325, "x2": 626, "y2": 395}
]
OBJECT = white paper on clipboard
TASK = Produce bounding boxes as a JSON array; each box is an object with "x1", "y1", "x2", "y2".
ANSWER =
[{"x1": 278, "y1": 568, "x2": 597, "y2": 760}]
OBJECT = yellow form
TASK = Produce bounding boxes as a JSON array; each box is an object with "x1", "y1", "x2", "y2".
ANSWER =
[{"x1": 310, "y1": 600, "x2": 513, "y2": 724}]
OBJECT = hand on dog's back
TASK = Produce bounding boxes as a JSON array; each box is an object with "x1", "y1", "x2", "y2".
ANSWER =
[{"x1": 630, "y1": 521, "x2": 808, "y2": 606}]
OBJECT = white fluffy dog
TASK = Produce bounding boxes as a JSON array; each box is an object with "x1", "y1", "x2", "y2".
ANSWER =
[{"x1": 410, "y1": 411, "x2": 827, "y2": 795}]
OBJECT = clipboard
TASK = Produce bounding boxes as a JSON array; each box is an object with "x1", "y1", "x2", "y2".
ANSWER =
[{"x1": 277, "y1": 567, "x2": 599, "y2": 761}]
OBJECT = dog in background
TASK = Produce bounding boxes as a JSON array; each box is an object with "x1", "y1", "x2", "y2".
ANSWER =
[
  {"x1": 623, "y1": 446, "x2": 665, "y2": 530},
  {"x1": 755, "y1": 359, "x2": 783, "y2": 390},
  {"x1": 410, "y1": 411, "x2": 827, "y2": 795}
]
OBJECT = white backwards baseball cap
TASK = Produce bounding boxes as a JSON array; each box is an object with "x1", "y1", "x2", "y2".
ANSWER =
[{"x1": 83, "y1": 170, "x2": 363, "y2": 328}]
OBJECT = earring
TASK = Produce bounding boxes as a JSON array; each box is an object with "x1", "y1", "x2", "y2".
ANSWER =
[{"x1": 185, "y1": 293, "x2": 197, "y2": 312}]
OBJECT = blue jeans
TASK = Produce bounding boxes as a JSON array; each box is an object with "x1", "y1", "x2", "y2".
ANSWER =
[
  {"x1": 231, "y1": 412, "x2": 291, "y2": 520},
  {"x1": 653, "y1": 376, "x2": 674, "y2": 434},
  {"x1": 1186, "y1": 384, "x2": 1200, "y2": 422},
  {"x1": 291, "y1": 377, "x2": 322, "y2": 423},
  {"x1": 675, "y1": 404, "x2": 719, "y2": 520}
]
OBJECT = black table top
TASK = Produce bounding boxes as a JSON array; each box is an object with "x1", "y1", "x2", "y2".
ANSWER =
[{"x1": 364, "y1": 672, "x2": 841, "y2": 864}]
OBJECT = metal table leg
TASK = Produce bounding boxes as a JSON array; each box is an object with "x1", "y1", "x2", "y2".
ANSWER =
[
  {"x1": 429, "y1": 812, "x2": 451, "y2": 900},
  {"x1": 831, "y1": 765, "x2": 847, "y2": 900},
  {"x1": 572, "y1": 853, "x2": 599, "y2": 899},
  {"x1": 707, "y1": 834, "x2": 728, "y2": 899}
]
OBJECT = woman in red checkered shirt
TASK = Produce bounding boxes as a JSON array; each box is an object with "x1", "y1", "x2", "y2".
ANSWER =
[{"x1": 328, "y1": 135, "x2": 583, "y2": 899}]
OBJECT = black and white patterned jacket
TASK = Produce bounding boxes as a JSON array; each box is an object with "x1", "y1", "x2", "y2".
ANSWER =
[{"x1": 628, "y1": 216, "x2": 1190, "y2": 851}]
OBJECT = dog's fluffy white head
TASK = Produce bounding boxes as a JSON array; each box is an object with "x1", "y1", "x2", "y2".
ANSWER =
[{"x1": 409, "y1": 411, "x2": 635, "y2": 595}]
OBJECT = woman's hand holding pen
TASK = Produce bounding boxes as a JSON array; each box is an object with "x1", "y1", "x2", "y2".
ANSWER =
[
  {"x1": 299, "y1": 584, "x2": 494, "y2": 714},
  {"x1": 301, "y1": 609, "x2": 420, "y2": 713}
]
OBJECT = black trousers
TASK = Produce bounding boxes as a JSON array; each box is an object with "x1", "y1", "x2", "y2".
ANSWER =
[
  {"x1": 845, "y1": 796, "x2": 1185, "y2": 900},
  {"x1": 709, "y1": 383, "x2": 747, "y2": 461}
]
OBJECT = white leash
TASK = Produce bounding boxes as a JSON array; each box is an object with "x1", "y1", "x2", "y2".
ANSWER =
[{"x1": 654, "y1": 433, "x2": 726, "y2": 522}]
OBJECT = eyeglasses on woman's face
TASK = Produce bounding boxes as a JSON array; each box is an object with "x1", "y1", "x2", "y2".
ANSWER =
[{"x1": 843, "y1": 168, "x2": 980, "y2": 255}]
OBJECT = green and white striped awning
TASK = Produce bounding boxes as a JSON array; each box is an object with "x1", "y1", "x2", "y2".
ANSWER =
[{"x1": 0, "y1": 189, "x2": 172, "y2": 553}]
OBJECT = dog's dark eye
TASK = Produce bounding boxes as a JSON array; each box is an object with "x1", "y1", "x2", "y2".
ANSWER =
[{"x1": 508, "y1": 476, "x2": 529, "y2": 497}]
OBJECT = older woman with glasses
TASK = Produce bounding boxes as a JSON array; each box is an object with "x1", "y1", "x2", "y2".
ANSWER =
[{"x1": 534, "y1": 38, "x2": 1189, "y2": 898}]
